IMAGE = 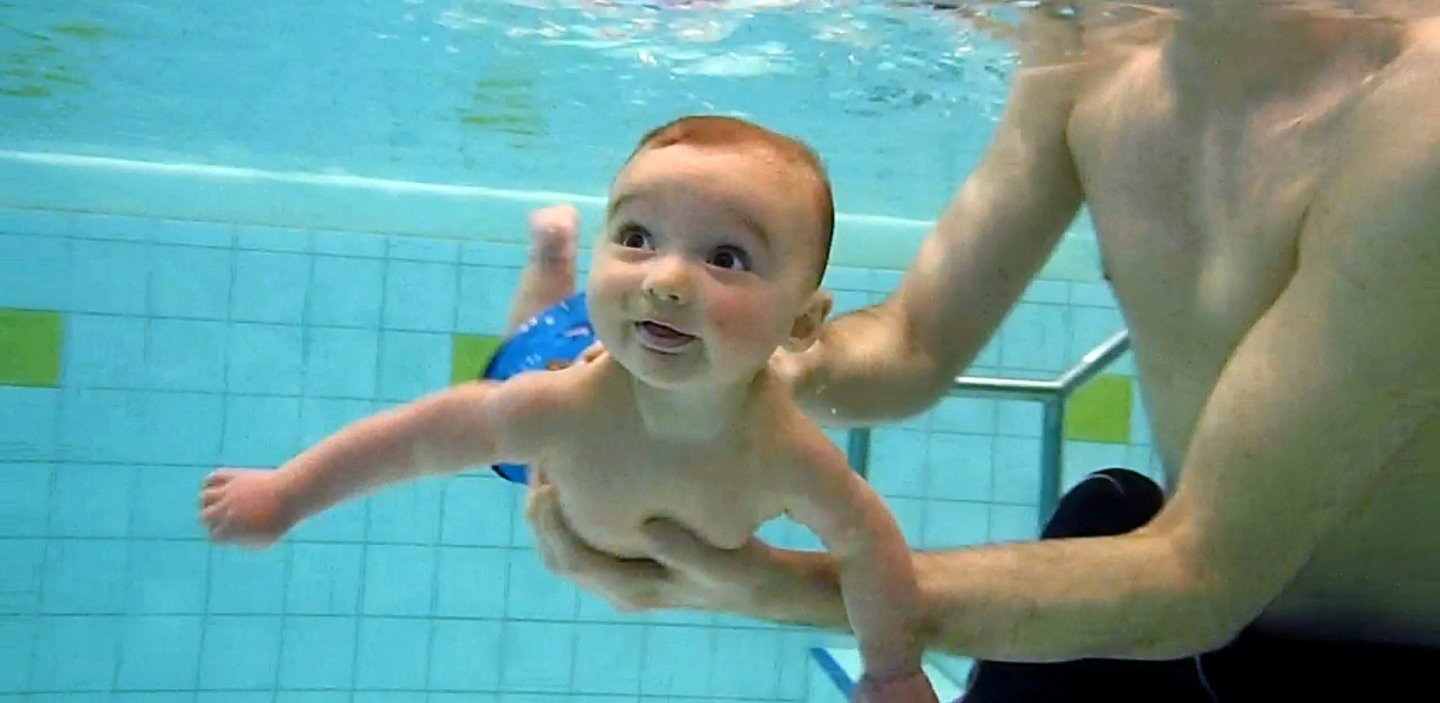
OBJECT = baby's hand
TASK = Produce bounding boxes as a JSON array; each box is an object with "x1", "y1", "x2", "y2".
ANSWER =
[
  {"x1": 200, "y1": 469, "x2": 294, "y2": 548},
  {"x1": 851, "y1": 669, "x2": 940, "y2": 703}
]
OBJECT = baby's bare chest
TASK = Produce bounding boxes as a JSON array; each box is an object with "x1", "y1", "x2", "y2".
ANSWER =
[{"x1": 541, "y1": 437, "x2": 789, "y2": 558}]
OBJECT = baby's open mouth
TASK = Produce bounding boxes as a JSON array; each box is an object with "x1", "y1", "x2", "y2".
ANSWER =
[{"x1": 636, "y1": 320, "x2": 695, "y2": 351}]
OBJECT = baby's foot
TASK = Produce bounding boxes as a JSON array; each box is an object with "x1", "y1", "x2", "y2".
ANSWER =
[
  {"x1": 200, "y1": 469, "x2": 295, "y2": 548},
  {"x1": 528, "y1": 204, "x2": 580, "y2": 263}
]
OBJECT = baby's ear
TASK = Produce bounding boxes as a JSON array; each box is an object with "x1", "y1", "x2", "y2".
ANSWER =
[{"x1": 783, "y1": 289, "x2": 833, "y2": 352}]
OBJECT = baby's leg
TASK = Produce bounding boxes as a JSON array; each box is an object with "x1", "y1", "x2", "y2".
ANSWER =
[{"x1": 507, "y1": 204, "x2": 580, "y2": 334}]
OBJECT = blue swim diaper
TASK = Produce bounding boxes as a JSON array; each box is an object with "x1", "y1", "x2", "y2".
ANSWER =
[{"x1": 481, "y1": 293, "x2": 595, "y2": 484}]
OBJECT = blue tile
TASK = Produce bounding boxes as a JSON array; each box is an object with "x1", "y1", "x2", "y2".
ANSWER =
[
  {"x1": 930, "y1": 397, "x2": 997, "y2": 435},
  {"x1": 428, "y1": 619, "x2": 502, "y2": 690},
  {"x1": 0, "y1": 539, "x2": 42, "y2": 615},
  {"x1": 0, "y1": 234, "x2": 69, "y2": 309},
  {"x1": 127, "y1": 539, "x2": 209, "y2": 614},
  {"x1": 147, "y1": 318, "x2": 228, "y2": 392},
  {"x1": 0, "y1": 386, "x2": 57, "y2": 461},
  {"x1": 298, "y1": 397, "x2": 375, "y2": 447},
  {"x1": 925, "y1": 433, "x2": 993, "y2": 502},
  {"x1": 640, "y1": 626, "x2": 712, "y2": 697},
  {"x1": 208, "y1": 543, "x2": 289, "y2": 614},
  {"x1": 278, "y1": 616, "x2": 357, "y2": 688},
  {"x1": 377, "y1": 331, "x2": 450, "y2": 401},
  {"x1": 55, "y1": 387, "x2": 133, "y2": 462},
  {"x1": 199, "y1": 615, "x2": 282, "y2": 689},
  {"x1": 231, "y1": 251, "x2": 310, "y2": 325},
  {"x1": 505, "y1": 549, "x2": 578, "y2": 621},
  {"x1": 1070, "y1": 306, "x2": 1126, "y2": 364},
  {"x1": 460, "y1": 240, "x2": 524, "y2": 266},
  {"x1": 866, "y1": 429, "x2": 928, "y2": 498},
  {"x1": 305, "y1": 327, "x2": 379, "y2": 397},
  {"x1": 154, "y1": 219, "x2": 232, "y2": 248},
  {"x1": 710, "y1": 628, "x2": 781, "y2": 699},
  {"x1": 0, "y1": 208, "x2": 71, "y2": 237},
  {"x1": 131, "y1": 466, "x2": 212, "y2": 540},
  {"x1": 355, "y1": 617, "x2": 430, "y2": 689},
  {"x1": 973, "y1": 336, "x2": 1002, "y2": 370},
  {"x1": 388, "y1": 237, "x2": 459, "y2": 263},
  {"x1": 286, "y1": 543, "x2": 363, "y2": 615},
  {"x1": 31, "y1": 615, "x2": 120, "y2": 690},
  {"x1": 500, "y1": 621, "x2": 574, "y2": 692},
  {"x1": 868, "y1": 269, "x2": 905, "y2": 294},
  {"x1": 73, "y1": 213, "x2": 149, "y2": 241},
  {"x1": 0, "y1": 463, "x2": 50, "y2": 537},
  {"x1": 115, "y1": 615, "x2": 203, "y2": 690},
  {"x1": 286, "y1": 494, "x2": 368, "y2": 543},
  {"x1": 997, "y1": 400, "x2": 1043, "y2": 438},
  {"x1": 227, "y1": 323, "x2": 304, "y2": 395},
  {"x1": 275, "y1": 693, "x2": 352, "y2": 703},
  {"x1": 830, "y1": 289, "x2": 868, "y2": 316},
  {"x1": 440, "y1": 476, "x2": 517, "y2": 547},
  {"x1": 993, "y1": 437, "x2": 1042, "y2": 505},
  {"x1": 362, "y1": 545, "x2": 436, "y2": 617},
  {"x1": 820, "y1": 266, "x2": 868, "y2": 291},
  {"x1": 41, "y1": 538, "x2": 129, "y2": 614},
  {"x1": 920, "y1": 500, "x2": 990, "y2": 548},
  {"x1": 49, "y1": 463, "x2": 133, "y2": 537},
  {"x1": 1070, "y1": 281, "x2": 1117, "y2": 308},
  {"x1": 989, "y1": 504, "x2": 1040, "y2": 542},
  {"x1": 572, "y1": 623, "x2": 643, "y2": 695},
  {"x1": 222, "y1": 395, "x2": 302, "y2": 466},
  {"x1": 0, "y1": 616, "x2": 34, "y2": 691},
  {"x1": 309, "y1": 256, "x2": 385, "y2": 328},
  {"x1": 141, "y1": 391, "x2": 225, "y2": 465},
  {"x1": 383, "y1": 261, "x2": 457, "y2": 332},
  {"x1": 237, "y1": 224, "x2": 309, "y2": 253},
  {"x1": 149, "y1": 245, "x2": 233, "y2": 319},
  {"x1": 367, "y1": 479, "x2": 443, "y2": 544},
  {"x1": 434, "y1": 547, "x2": 507, "y2": 618},
  {"x1": 1021, "y1": 280, "x2": 1070, "y2": 305},
  {"x1": 313, "y1": 231, "x2": 386, "y2": 258},
  {"x1": 64, "y1": 314, "x2": 145, "y2": 389},
  {"x1": 456, "y1": 266, "x2": 520, "y2": 335},
  {"x1": 276, "y1": 693, "x2": 351, "y2": 703},
  {"x1": 70, "y1": 239, "x2": 150, "y2": 315},
  {"x1": 196, "y1": 694, "x2": 274, "y2": 703},
  {"x1": 999, "y1": 303, "x2": 1069, "y2": 373}
]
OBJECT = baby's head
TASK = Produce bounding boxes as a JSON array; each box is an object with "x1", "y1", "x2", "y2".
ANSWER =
[{"x1": 586, "y1": 115, "x2": 835, "y2": 389}]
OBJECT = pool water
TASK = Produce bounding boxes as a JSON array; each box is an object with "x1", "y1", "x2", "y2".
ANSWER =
[{"x1": 0, "y1": 2, "x2": 1149, "y2": 702}]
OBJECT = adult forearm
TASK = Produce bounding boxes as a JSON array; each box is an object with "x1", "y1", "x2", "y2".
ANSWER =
[
  {"x1": 912, "y1": 535, "x2": 1235, "y2": 662},
  {"x1": 793, "y1": 308, "x2": 963, "y2": 426},
  {"x1": 743, "y1": 548, "x2": 852, "y2": 631}
]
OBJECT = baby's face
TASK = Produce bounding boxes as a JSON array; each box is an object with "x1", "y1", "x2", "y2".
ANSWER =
[{"x1": 586, "y1": 143, "x2": 829, "y2": 390}]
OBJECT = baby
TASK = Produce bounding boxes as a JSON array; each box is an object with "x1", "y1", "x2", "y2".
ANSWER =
[{"x1": 200, "y1": 115, "x2": 937, "y2": 703}]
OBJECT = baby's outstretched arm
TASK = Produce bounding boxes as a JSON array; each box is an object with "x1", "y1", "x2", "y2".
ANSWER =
[
  {"x1": 202, "y1": 379, "x2": 546, "y2": 546},
  {"x1": 782, "y1": 427, "x2": 939, "y2": 703}
]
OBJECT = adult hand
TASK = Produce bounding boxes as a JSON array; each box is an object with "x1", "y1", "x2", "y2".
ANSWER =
[
  {"x1": 525, "y1": 475, "x2": 808, "y2": 617},
  {"x1": 852, "y1": 670, "x2": 941, "y2": 703}
]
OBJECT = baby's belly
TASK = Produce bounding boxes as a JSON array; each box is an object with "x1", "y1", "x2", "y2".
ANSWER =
[{"x1": 554, "y1": 487, "x2": 772, "y2": 559}]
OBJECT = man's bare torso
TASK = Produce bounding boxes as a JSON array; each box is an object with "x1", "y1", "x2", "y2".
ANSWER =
[{"x1": 1064, "y1": 8, "x2": 1440, "y2": 643}]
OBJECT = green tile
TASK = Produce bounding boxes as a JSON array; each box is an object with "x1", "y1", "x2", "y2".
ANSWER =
[
  {"x1": 451, "y1": 333, "x2": 504, "y2": 385},
  {"x1": 0, "y1": 309, "x2": 63, "y2": 387},
  {"x1": 1064, "y1": 374, "x2": 1133, "y2": 444}
]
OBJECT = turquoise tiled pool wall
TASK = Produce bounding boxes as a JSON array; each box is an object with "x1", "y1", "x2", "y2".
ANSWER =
[{"x1": 0, "y1": 204, "x2": 1155, "y2": 702}]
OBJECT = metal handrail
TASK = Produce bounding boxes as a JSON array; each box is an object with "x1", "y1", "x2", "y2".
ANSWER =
[{"x1": 847, "y1": 330, "x2": 1131, "y2": 531}]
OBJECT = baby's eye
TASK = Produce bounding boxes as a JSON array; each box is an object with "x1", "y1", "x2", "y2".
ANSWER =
[
  {"x1": 709, "y1": 245, "x2": 751, "y2": 271},
  {"x1": 616, "y1": 225, "x2": 653, "y2": 249}
]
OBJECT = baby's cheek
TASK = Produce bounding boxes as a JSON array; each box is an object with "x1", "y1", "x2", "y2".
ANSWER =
[{"x1": 706, "y1": 299, "x2": 784, "y2": 349}]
